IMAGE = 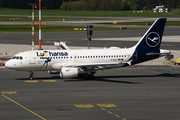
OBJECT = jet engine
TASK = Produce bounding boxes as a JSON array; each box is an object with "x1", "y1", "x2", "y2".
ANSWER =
[{"x1": 60, "y1": 67, "x2": 79, "y2": 79}]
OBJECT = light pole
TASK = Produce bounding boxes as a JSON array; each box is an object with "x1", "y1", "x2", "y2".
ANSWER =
[
  {"x1": 87, "y1": 25, "x2": 93, "y2": 49},
  {"x1": 38, "y1": 0, "x2": 42, "y2": 50},
  {"x1": 29, "y1": 3, "x2": 36, "y2": 50}
]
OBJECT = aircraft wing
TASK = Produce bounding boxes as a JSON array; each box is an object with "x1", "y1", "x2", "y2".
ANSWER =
[
  {"x1": 52, "y1": 62, "x2": 123, "y2": 70},
  {"x1": 75, "y1": 62, "x2": 123, "y2": 70}
]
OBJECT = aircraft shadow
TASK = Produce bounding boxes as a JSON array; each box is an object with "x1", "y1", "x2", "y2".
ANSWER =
[
  {"x1": 15, "y1": 73, "x2": 180, "y2": 84},
  {"x1": 64, "y1": 73, "x2": 180, "y2": 84},
  {"x1": 64, "y1": 78, "x2": 140, "y2": 84}
]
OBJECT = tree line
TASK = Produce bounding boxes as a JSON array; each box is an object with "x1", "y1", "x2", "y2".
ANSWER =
[{"x1": 0, "y1": 0, "x2": 180, "y2": 10}]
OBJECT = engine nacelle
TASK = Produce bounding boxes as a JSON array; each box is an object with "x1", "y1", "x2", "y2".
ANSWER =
[
  {"x1": 60, "y1": 67, "x2": 79, "y2": 79},
  {"x1": 48, "y1": 70, "x2": 59, "y2": 74}
]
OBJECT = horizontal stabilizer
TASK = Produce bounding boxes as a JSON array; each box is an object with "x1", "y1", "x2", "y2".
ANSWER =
[
  {"x1": 146, "y1": 53, "x2": 161, "y2": 56},
  {"x1": 146, "y1": 52, "x2": 170, "y2": 56}
]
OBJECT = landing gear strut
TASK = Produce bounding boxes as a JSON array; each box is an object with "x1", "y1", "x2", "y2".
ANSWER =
[
  {"x1": 83, "y1": 72, "x2": 95, "y2": 80},
  {"x1": 29, "y1": 71, "x2": 34, "y2": 80}
]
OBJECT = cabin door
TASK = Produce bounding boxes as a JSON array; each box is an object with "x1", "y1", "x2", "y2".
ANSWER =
[{"x1": 29, "y1": 52, "x2": 36, "y2": 64}]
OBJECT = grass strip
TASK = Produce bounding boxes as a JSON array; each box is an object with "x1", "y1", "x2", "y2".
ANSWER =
[
  {"x1": 0, "y1": 25, "x2": 121, "y2": 32},
  {"x1": 0, "y1": 8, "x2": 180, "y2": 17}
]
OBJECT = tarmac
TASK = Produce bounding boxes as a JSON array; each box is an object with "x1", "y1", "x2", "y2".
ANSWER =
[
  {"x1": 1, "y1": 32, "x2": 180, "y2": 120},
  {"x1": 1, "y1": 64, "x2": 180, "y2": 120}
]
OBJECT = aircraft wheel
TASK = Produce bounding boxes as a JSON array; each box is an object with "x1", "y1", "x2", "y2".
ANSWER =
[
  {"x1": 88, "y1": 75, "x2": 94, "y2": 80},
  {"x1": 83, "y1": 73, "x2": 94, "y2": 80},
  {"x1": 29, "y1": 76, "x2": 34, "y2": 80},
  {"x1": 29, "y1": 71, "x2": 34, "y2": 80}
]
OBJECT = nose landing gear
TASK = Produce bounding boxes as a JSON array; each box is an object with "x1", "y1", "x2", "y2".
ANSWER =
[{"x1": 29, "y1": 71, "x2": 34, "y2": 80}]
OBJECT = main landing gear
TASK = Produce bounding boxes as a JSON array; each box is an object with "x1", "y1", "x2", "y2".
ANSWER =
[
  {"x1": 83, "y1": 72, "x2": 95, "y2": 80},
  {"x1": 29, "y1": 71, "x2": 34, "y2": 80}
]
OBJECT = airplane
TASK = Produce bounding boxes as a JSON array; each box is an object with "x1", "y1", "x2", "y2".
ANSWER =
[{"x1": 5, "y1": 18, "x2": 171, "y2": 80}]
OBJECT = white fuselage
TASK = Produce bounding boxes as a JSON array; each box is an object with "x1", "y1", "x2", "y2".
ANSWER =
[{"x1": 5, "y1": 47, "x2": 134, "y2": 71}]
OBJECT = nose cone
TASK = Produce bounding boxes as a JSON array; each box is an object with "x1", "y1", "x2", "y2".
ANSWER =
[{"x1": 5, "y1": 60, "x2": 15, "y2": 69}]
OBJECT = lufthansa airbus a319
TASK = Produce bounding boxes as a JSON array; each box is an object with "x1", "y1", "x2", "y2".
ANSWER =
[{"x1": 5, "y1": 18, "x2": 171, "y2": 80}]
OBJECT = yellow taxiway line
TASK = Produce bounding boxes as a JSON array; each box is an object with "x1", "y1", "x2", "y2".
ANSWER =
[{"x1": 1, "y1": 94, "x2": 46, "y2": 120}]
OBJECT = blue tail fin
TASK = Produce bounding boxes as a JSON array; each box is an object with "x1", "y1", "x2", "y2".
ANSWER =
[
  {"x1": 130, "y1": 18, "x2": 167, "y2": 65},
  {"x1": 134, "y1": 18, "x2": 166, "y2": 50}
]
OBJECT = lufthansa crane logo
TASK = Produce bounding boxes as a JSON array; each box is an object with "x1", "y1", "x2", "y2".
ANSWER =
[{"x1": 146, "y1": 32, "x2": 160, "y2": 47}]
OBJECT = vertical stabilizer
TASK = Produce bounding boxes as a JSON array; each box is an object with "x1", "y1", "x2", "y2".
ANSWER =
[
  {"x1": 130, "y1": 18, "x2": 167, "y2": 65},
  {"x1": 134, "y1": 18, "x2": 166, "y2": 50}
]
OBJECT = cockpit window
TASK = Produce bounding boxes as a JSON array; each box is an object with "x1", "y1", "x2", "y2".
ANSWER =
[{"x1": 12, "y1": 56, "x2": 23, "y2": 60}]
